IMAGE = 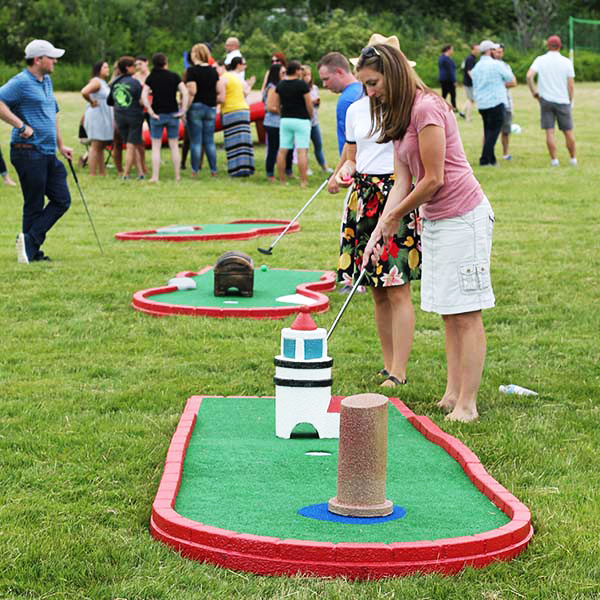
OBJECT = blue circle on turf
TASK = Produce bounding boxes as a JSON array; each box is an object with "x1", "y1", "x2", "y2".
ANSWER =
[{"x1": 298, "y1": 502, "x2": 406, "y2": 524}]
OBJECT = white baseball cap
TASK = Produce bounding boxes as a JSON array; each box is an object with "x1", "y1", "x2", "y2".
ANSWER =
[
  {"x1": 25, "y1": 40, "x2": 65, "y2": 59},
  {"x1": 479, "y1": 40, "x2": 500, "y2": 54}
]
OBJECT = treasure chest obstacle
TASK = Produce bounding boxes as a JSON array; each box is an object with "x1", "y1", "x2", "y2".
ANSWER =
[{"x1": 213, "y1": 251, "x2": 254, "y2": 297}]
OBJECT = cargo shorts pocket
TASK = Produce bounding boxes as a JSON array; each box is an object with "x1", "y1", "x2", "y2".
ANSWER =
[{"x1": 459, "y1": 262, "x2": 491, "y2": 293}]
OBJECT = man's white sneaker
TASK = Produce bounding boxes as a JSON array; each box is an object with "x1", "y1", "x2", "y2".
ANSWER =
[
  {"x1": 16, "y1": 233, "x2": 29, "y2": 264},
  {"x1": 550, "y1": 159, "x2": 560, "y2": 167}
]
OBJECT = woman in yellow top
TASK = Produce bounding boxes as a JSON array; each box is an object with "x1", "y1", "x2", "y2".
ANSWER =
[{"x1": 220, "y1": 57, "x2": 255, "y2": 177}]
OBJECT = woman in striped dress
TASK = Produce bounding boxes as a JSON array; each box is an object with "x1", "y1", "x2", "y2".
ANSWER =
[{"x1": 219, "y1": 57, "x2": 255, "y2": 177}]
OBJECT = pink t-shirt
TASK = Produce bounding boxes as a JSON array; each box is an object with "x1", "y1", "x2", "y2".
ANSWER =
[{"x1": 394, "y1": 92, "x2": 483, "y2": 220}]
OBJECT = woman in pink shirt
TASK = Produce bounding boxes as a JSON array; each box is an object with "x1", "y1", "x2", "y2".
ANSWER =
[{"x1": 358, "y1": 44, "x2": 495, "y2": 422}]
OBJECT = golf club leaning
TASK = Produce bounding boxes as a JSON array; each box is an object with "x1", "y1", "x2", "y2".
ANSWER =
[
  {"x1": 258, "y1": 176, "x2": 330, "y2": 255},
  {"x1": 326, "y1": 268, "x2": 367, "y2": 340},
  {"x1": 67, "y1": 158, "x2": 104, "y2": 254}
]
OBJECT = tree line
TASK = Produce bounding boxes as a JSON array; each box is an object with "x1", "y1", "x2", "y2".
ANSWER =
[{"x1": 1, "y1": 1, "x2": 599, "y2": 89}]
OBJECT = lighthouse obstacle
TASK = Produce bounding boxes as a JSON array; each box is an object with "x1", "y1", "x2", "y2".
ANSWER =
[{"x1": 274, "y1": 311, "x2": 339, "y2": 439}]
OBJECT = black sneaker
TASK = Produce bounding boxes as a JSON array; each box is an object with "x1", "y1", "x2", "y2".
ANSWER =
[{"x1": 31, "y1": 250, "x2": 51, "y2": 262}]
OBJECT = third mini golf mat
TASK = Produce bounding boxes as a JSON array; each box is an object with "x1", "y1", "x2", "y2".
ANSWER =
[
  {"x1": 132, "y1": 267, "x2": 336, "y2": 318},
  {"x1": 150, "y1": 396, "x2": 533, "y2": 578},
  {"x1": 115, "y1": 219, "x2": 300, "y2": 242}
]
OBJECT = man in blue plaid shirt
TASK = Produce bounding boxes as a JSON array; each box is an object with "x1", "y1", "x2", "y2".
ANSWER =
[{"x1": 471, "y1": 40, "x2": 516, "y2": 166}]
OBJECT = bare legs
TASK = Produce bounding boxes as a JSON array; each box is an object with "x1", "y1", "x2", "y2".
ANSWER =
[
  {"x1": 167, "y1": 138, "x2": 181, "y2": 182},
  {"x1": 564, "y1": 130, "x2": 576, "y2": 159},
  {"x1": 371, "y1": 284, "x2": 415, "y2": 386},
  {"x1": 297, "y1": 148, "x2": 309, "y2": 188},
  {"x1": 545, "y1": 128, "x2": 558, "y2": 160},
  {"x1": 149, "y1": 138, "x2": 180, "y2": 182},
  {"x1": 438, "y1": 310, "x2": 486, "y2": 422},
  {"x1": 88, "y1": 140, "x2": 109, "y2": 176},
  {"x1": 546, "y1": 128, "x2": 576, "y2": 162},
  {"x1": 462, "y1": 98, "x2": 475, "y2": 122},
  {"x1": 150, "y1": 138, "x2": 162, "y2": 182},
  {"x1": 276, "y1": 148, "x2": 289, "y2": 184},
  {"x1": 123, "y1": 143, "x2": 144, "y2": 178}
]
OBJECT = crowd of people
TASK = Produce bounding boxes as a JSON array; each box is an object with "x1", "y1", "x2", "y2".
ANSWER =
[
  {"x1": 73, "y1": 37, "x2": 333, "y2": 183},
  {"x1": 0, "y1": 33, "x2": 579, "y2": 422}
]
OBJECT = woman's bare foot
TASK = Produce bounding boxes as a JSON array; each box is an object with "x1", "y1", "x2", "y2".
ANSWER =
[
  {"x1": 3, "y1": 175, "x2": 16, "y2": 186},
  {"x1": 148, "y1": 177, "x2": 159, "y2": 183},
  {"x1": 437, "y1": 393, "x2": 457, "y2": 412},
  {"x1": 445, "y1": 405, "x2": 479, "y2": 422}
]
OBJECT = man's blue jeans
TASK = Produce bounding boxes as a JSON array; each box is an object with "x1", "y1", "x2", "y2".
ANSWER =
[
  {"x1": 11, "y1": 146, "x2": 71, "y2": 258},
  {"x1": 187, "y1": 102, "x2": 218, "y2": 174}
]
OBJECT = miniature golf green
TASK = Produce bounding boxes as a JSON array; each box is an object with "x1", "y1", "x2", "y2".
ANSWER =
[
  {"x1": 149, "y1": 223, "x2": 289, "y2": 236},
  {"x1": 174, "y1": 397, "x2": 510, "y2": 544},
  {"x1": 115, "y1": 219, "x2": 300, "y2": 241}
]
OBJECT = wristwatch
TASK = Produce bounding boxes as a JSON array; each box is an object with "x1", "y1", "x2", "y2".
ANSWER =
[{"x1": 17, "y1": 123, "x2": 27, "y2": 134}]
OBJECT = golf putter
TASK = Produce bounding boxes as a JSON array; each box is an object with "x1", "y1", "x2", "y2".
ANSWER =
[
  {"x1": 326, "y1": 268, "x2": 367, "y2": 340},
  {"x1": 67, "y1": 158, "x2": 104, "y2": 254},
  {"x1": 258, "y1": 176, "x2": 330, "y2": 255}
]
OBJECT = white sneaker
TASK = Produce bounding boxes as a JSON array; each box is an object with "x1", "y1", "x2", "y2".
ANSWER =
[
  {"x1": 570, "y1": 158, "x2": 577, "y2": 166},
  {"x1": 550, "y1": 159, "x2": 560, "y2": 167},
  {"x1": 16, "y1": 233, "x2": 29, "y2": 264}
]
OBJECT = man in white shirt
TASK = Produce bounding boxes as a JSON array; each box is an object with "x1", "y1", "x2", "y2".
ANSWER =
[
  {"x1": 527, "y1": 35, "x2": 576, "y2": 166},
  {"x1": 224, "y1": 38, "x2": 242, "y2": 67}
]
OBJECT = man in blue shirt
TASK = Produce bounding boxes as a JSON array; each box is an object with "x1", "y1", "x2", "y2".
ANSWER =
[
  {"x1": 0, "y1": 39, "x2": 72, "y2": 263},
  {"x1": 471, "y1": 39, "x2": 515, "y2": 166},
  {"x1": 317, "y1": 52, "x2": 362, "y2": 194}
]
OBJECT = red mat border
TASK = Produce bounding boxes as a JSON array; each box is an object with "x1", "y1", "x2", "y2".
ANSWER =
[
  {"x1": 149, "y1": 395, "x2": 533, "y2": 579},
  {"x1": 132, "y1": 268, "x2": 336, "y2": 319},
  {"x1": 115, "y1": 219, "x2": 300, "y2": 242}
]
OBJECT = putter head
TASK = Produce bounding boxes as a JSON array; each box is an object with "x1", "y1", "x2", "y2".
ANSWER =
[{"x1": 257, "y1": 247, "x2": 273, "y2": 255}]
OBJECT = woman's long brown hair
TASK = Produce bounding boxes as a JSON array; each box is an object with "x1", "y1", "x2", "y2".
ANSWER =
[{"x1": 356, "y1": 44, "x2": 434, "y2": 143}]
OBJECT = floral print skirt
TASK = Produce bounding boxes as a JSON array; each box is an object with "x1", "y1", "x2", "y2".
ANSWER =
[{"x1": 337, "y1": 172, "x2": 422, "y2": 287}]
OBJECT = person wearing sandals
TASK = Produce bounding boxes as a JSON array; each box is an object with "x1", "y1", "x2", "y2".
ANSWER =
[
  {"x1": 336, "y1": 93, "x2": 421, "y2": 388},
  {"x1": 358, "y1": 44, "x2": 495, "y2": 422}
]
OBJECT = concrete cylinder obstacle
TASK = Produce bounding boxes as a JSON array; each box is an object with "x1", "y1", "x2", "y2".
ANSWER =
[{"x1": 328, "y1": 393, "x2": 393, "y2": 517}]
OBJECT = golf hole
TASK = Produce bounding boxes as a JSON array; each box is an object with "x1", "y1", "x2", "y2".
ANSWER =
[{"x1": 305, "y1": 451, "x2": 332, "y2": 457}]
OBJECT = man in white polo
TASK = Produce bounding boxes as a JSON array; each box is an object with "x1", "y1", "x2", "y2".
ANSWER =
[{"x1": 526, "y1": 35, "x2": 576, "y2": 167}]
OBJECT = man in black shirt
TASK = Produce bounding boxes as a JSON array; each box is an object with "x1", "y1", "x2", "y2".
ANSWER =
[{"x1": 462, "y1": 44, "x2": 480, "y2": 121}]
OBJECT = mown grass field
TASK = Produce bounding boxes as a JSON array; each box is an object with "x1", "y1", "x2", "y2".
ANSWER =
[{"x1": 1, "y1": 82, "x2": 599, "y2": 599}]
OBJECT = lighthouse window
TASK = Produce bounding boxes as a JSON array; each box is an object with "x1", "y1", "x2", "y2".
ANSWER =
[
  {"x1": 304, "y1": 339, "x2": 323, "y2": 360},
  {"x1": 283, "y1": 337, "x2": 296, "y2": 359}
]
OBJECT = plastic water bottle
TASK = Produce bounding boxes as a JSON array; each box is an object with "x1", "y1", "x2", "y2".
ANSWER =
[{"x1": 499, "y1": 384, "x2": 538, "y2": 396}]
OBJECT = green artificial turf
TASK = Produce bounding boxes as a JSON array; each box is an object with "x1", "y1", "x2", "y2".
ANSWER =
[
  {"x1": 145, "y1": 222, "x2": 289, "y2": 236},
  {"x1": 150, "y1": 269, "x2": 328, "y2": 307},
  {"x1": 175, "y1": 397, "x2": 509, "y2": 543}
]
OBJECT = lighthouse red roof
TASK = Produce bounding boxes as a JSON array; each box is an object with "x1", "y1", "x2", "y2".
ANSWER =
[{"x1": 290, "y1": 310, "x2": 317, "y2": 331}]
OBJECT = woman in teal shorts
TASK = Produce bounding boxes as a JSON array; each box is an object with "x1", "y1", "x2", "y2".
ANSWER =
[{"x1": 271, "y1": 61, "x2": 313, "y2": 188}]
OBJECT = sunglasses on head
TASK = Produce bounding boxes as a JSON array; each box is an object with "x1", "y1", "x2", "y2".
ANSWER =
[
  {"x1": 361, "y1": 46, "x2": 381, "y2": 59},
  {"x1": 272, "y1": 58, "x2": 281, "y2": 63}
]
